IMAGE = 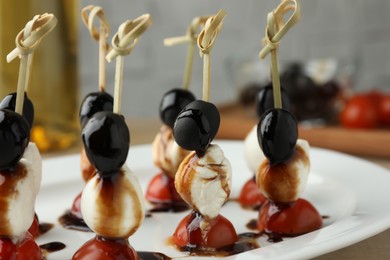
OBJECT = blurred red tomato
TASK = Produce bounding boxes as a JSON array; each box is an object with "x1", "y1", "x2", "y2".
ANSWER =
[
  {"x1": 340, "y1": 95, "x2": 379, "y2": 129},
  {"x1": 365, "y1": 90, "x2": 383, "y2": 104},
  {"x1": 379, "y1": 95, "x2": 390, "y2": 125}
]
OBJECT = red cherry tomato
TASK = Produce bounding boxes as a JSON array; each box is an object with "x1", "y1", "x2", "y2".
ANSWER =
[
  {"x1": 28, "y1": 214, "x2": 40, "y2": 237},
  {"x1": 73, "y1": 236, "x2": 137, "y2": 260},
  {"x1": 71, "y1": 192, "x2": 83, "y2": 218},
  {"x1": 146, "y1": 173, "x2": 182, "y2": 203},
  {"x1": 258, "y1": 199, "x2": 322, "y2": 235},
  {"x1": 238, "y1": 178, "x2": 267, "y2": 209},
  {"x1": 0, "y1": 238, "x2": 17, "y2": 260},
  {"x1": 379, "y1": 95, "x2": 390, "y2": 125},
  {"x1": 0, "y1": 233, "x2": 42, "y2": 260},
  {"x1": 365, "y1": 90, "x2": 383, "y2": 104},
  {"x1": 17, "y1": 233, "x2": 42, "y2": 260},
  {"x1": 173, "y1": 212, "x2": 238, "y2": 248},
  {"x1": 340, "y1": 95, "x2": 379, "y2": 129}
]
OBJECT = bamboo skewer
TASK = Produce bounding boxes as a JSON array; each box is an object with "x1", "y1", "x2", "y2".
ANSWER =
[
  {"x1": 259, "y1": 0, "x2": 301, "y2": 109},
  {"x1": 164, "y1": 16, "x2": 209, "y2": 90},
  {"x1": 81, "y1": 5, "x2": 111, "y2": 92},
  {"x1": 106, "y1": 14, "x2": 152, "y2": 114},
  {"x1": 6, "y1": 13, "x2": 57, "y2": 115},
  {"x1": 197, "y1": 10, "x2": 226, "y2": 102}
]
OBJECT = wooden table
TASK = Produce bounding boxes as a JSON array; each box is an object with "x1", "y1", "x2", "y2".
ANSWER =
[{"x1": 47, "y1": 117, "x2": 390, "y2": 259}]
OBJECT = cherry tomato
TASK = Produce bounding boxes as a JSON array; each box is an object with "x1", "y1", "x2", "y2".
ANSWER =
[
  {"x1": 365, "y1": 90, "x2": 383, "y2": 104},
  {"x1": 28, "y1": 214, "x2": 40, "y2": 237},
  {"x1": 0, "y1": 238, "x2": 17, "y2": 260},
  {"x1": 258, "y1": 199, "x2": 322, "y2": 235},
  {"x1": 340, "y1": 95, "x2": 379, "y2": 129},
  {"x1": 146, "y1": 173, "x2": 182, "y2": 203},
  {"x1": 173, "y1": 211, "x2": 238, "y2": 248},
  {"x1": 73, "y1": 236, "x2": 137, "y2": 260},
  {"x1": 17, "y1": 233, "x2": 42, "y2": 260},
  {"x1": 0, "y1": 233, "x2": 42, "y2": 260},
  {"x1": 71, "y1": 192, "x2": 83, "y2": 219},
  {"x1": 238, "y1": 178, "x2": 267, "y2": 209},
  {"x1": 379, "y1": 95, "x2": 390, "y2": 125}
]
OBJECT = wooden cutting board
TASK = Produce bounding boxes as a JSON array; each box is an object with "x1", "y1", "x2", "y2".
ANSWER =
[{"x1": 217, "y1": 103, "x2": 390, "y2": 158}]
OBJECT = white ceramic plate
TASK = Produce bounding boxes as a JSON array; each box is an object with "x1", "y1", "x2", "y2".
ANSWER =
[{"x1": 35, "y1": 141, "x2": 390, "y2": 260}]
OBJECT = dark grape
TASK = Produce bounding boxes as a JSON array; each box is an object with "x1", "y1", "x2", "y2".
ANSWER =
[
  {"x1": 79, "y1": 92, "x2": 113, "y2": 128},
  {"x1": 173, "y1": 100, "x2": 220, "y2": 155},
  {"x1": 255, "y1": 83, "x2": 292, "y2": 117},
  {"x1": 0, "y1": 109, "x2": 30, "y2": 171},
  {"x1": 159, "y1": 88, "x2": 195, "y2": 128},
  {"x1": 82, "y1": 111, "x2": 129, "y2": 177},
  {"x1": 257, "y1": 109, "x2": 298, "y2": 165},
  {"x1": 0, "y1": 92, "x2": 34, "y2": 129}
]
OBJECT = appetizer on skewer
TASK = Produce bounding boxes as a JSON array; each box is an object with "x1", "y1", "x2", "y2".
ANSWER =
[
  {"x1": 171, "y1": 10, "x2": 239, "y2": 253},
  {"x1": 147, "y1": 16, "x2": 210, "y2": 211},
  {"x1": 79, "y1": 5, "x2": 113, "y2": 183},
  {"x1": 0, "y1": 13, "x2": 57, "y2": 258},
  {"x1": 255, "y1": 0, "x2": 322, "y2": 238},
  {"x1": 239, "y1": 83, "x2": 292, "y2": 209},
  {"x1": 73, "y1": 14, "x2": 152, "y2": 260},
  {"x1": 61, "y1": 6, "x2": 114, "y2": 230}
]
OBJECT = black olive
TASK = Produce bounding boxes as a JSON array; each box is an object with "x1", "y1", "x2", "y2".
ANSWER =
[
  {"x1": 257, "y1": 108, "x2": 298, "y2": 165},
  {"x1": 79, "y1": 91, "x2": 113, "y2": 128},
  {"x1": 281, "y1": 63, "x2": 317, "y2": 103},
  {"x1": 0, "y1": 92, "x2": 34, "y2": 129},
  {"x1": 82, "y1": 111, "x2": 129, "y2": 177},
  {"x1": 255, "y1": 83, "x2": 292, "y2": 117},
  {"x1": 0, "y1": 109, "x2": 30, "y2": 171},
  {"x1": 159, "y1": 88, "x2": 195, "y2": 128},
  {"x1": 173, "y1": 100, "x2": 220, "y2": 155}
]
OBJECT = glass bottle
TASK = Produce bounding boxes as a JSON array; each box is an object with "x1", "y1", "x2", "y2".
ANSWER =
[{"x1": 0, "y1": 0, "x2": 79, "y2": 152}]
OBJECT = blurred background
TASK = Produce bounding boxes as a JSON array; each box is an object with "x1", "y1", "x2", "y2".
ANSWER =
[
  {"x1": 0, "y1": 0, "x2": 389, "y2": 152},
  {"x1": 77, "y1": 0, "x2": 390, "y2": 118}
]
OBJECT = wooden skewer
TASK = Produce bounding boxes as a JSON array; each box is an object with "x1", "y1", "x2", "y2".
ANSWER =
[
  {"x1": 164, "y1": 16, "x2": 209, "y2": 90},
  {"x1": 259, "y1": 0, "x2": 301, "y2": 109},
  {"x1": 197, "y1": 10, "x2": 226, "y2": 102},
  {"x1": 81, "y1": 5, "x2": 110, "y2": 92},
  {"x1": 6, "y1": 13, "x2": 57, "y2": 115},
  {"x1": 106, "y1": 14, "x2": 152, "y2": 114}
]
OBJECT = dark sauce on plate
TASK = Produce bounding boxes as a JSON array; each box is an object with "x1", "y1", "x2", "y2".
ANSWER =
[{"x1": 58, "y1": 210, "x2": 91, "y2": 232}]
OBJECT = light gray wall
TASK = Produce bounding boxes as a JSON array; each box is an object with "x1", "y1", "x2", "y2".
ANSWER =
[{"x1": 79, "y1": 0, "x2": 390, "y2": 118}]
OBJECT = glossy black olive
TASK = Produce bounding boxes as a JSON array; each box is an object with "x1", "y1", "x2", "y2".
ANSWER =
[
  {"x1": 255, "y1": 83, "x2": 292, "y2": 117},
  {"x1": 257, "y1": 108, "x2": 298, "y2": 165},
  {"x1": 82, "y1": 111, "x2": 129, "y2": 177},
  {"x1": 173, "y1": 100, "x2": 220, "y2": 155},
  {"x1": 79, "y1": 91, "x2": 113, "y2": 128},
  {"x1": 159, "y1": 88, "x2": 196, "y2": 128},
  {"x1": 0, "y1": 92, "x2": 34, "y2": 129},
  {"x1": 0, "y1": 109, "x2": 30, "y2": 171}
]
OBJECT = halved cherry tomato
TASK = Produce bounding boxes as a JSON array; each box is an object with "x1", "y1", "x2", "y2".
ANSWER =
[
  {"x1": 258, "y1": 199, "x2": 322, "y2": 235},
  {"x1": 71, "y1": 192, "x2": 83, "y2": 218},
  {"x1": 146, "y1": 173, "x2": 182, "y2": 203},
  {"x1": 238, "y1": 178, "x2": 267, "y2": 209},
  {"x1": 73, "y1": 236, "x2": 137, "y2": 260},
  {"x1": 173, "y1": 211, "x2": 238, "y2": 248},
  {"x1": 0, "y1": 233, "x2": 42, "y2": 260},
  {"x1": 17, "y1": 233, "x2": 42, "y2": 260},
  {"x1": 340, "y1": 95, "x2": 379, "y2": 129},
  {"x1": 0, "y1": 238, "x2": 17, "y2": 260},
  {"x1": 28, "y1": 214, "x2": 40, "y2": 237}
]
